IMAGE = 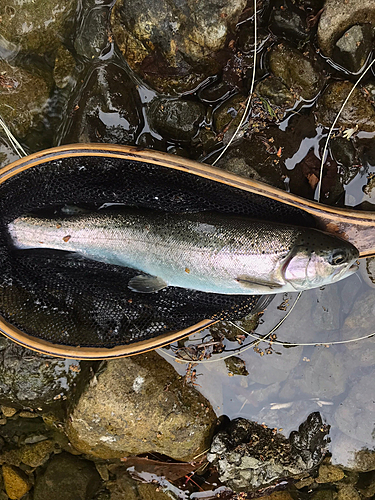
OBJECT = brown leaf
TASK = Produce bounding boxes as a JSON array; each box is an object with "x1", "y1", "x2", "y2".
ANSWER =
[{"x1": 306, "y1": 172, "x2": 319, "y2": 190}]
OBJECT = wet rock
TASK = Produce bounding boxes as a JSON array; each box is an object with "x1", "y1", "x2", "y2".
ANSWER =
[
  {"x1": 108, "y1": 468, "x2": 171, "y2": 500},
  {"x1": 255, "y1": 75, "x2": 297, "y2": 110},
  {"x1": 317, "y1": 0, "x2": 375, "y2": 58},
  {"x1": 356, "y1": 469, "x2": 375, "y2": 496},
  {"x1": 2, "y1": 464, "x2": 31, "y2": 500},
  {"x1": 311, "y1": 491, "x2": 335, "y2": 500},
  {"x1": 198, "y1": 81, "x2": 235, "y2": 104},
  {"x1": 207, "y1": 412, "x2": 329, "y2": 491},
  {"x1": 33, "y1": 452, "x2": 101, "y2": 500},
  {"x1": 148, "y1": 97, "x2": 206, "y2": 142},
  {"x1": 335, "y1": 373, "x2": 375, "y2": 444},
  {"x1": 330, "y1": 136, "x2": 359, "y2": 185},
  {"x1": 53, "y1": 46, "x2": 76, "y2": 89},
  {"x1": 75, "y1": 5, "x2": 111, "y2": 59},
  {"x1": 352, "y1": 449, "x2": 375, "y2": 472},
  {"x1": 333, "y1": 24, "x2": 374, "y2": 73},
  {"x1": 63, "y1": 63, "x2": 142, "y2": 145},
  {"x1": 0, "y1": 407, "x2": 16, "y2": 418},
  {"x1": 95, "y1": 463, "x2": 109, "y2": 482},
  {"x1": 222, "y1": 26, "x2": 270, "y2": 89},
  {"x1": 0, "y1": 61, "x2": 51, "y2": 139},
  {"x1": 213, "y1": 94, "x2": 247, "y2": 143},
  {"x1": 222, "y1": 26, "x2": 271, "y2": 89},
  {"x1": 66, "y1": 351, "x2": 216, "y2": 461},
  {"x1": 0, "y1": 0, "x2": 77, "y2": 55},
  {"x1": 269, "y1": 0, "x2": 309, "y2": 41},
  {"x1": 0, "y1": 338, "x2": 85, "y2": 409},
  {"x1": 111, "y1": 0, "x2": 246, "y2": 94},
  {"x1": 337, "y1": 484, "x2": 361, "y2": 500},
  {"x1": 19, "y1": 439, "x2": 55, "y2": 468},
  {"x1": 266, "y1": 492, "x2": 294, "y2": 500},
  {"x1": 214, "y1": 130, "x2": 290, "y2": 191},
  {"x1": 95, "y1": 492, "x2": 110, "y2": 500},
  {"x1": 316, "y1": 464, "x2": 345, "y2": 483},
  {"x1": 268, "y1": 44, "x2": 325, "y2": 101},
  {"x1": 315, "y1": 81, "x2": 375, "y2": 132},
  {"x1": 224, "y1": 356, "x2": 248, "y2": 376}
]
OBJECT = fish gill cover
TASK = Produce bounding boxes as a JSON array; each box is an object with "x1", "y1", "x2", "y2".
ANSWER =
[{"x1": 0, "y1": 152, "x2": 314, "y2": 349}]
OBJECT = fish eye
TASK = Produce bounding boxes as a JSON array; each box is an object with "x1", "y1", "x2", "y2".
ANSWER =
[{"x1": 330, "y1": 251, "x2": 346, "y2": 266}]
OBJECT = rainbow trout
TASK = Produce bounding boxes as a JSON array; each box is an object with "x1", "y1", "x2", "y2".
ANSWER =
[{"x1": 7, "y1": 209, "x2": 359, "y2": 295}]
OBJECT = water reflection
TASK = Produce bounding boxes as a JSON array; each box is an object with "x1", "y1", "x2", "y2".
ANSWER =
[{"x1": 160, "y1": 259, "x2": 375, "y2": 469}]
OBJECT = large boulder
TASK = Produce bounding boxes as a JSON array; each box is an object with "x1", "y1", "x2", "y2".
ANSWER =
[
  {"x1": 111, "y1": 0, "x2": 247, "y2": 94},
  {"x1": 66, "y1": 351, "x2": 216, "y2": 461}
]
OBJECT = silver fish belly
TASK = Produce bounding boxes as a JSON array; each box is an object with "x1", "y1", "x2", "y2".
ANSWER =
[{"x1": 7, "y1": 209, "x2": 359, "y2": 295}]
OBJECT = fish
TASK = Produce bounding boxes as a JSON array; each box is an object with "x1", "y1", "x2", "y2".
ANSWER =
[{"x1": 7, "y1": 208, "x2": 359, "y2": 295}]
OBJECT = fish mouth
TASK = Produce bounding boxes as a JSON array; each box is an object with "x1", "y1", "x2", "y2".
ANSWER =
[
  {"x1": 349, "y1": 261, "x2": 360, "y2": 273},
  {"x1": 332, "y1": 261, "x2": 359, "y2": 281}
]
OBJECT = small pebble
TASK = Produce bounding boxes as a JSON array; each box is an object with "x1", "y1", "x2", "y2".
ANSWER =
[
  {"x1": 2, "y1": 464, "x2": 31, "y2": 500},
  {"x1": 18, "y1": 411, "x2": 38, "y2": 418},
  {"x1": 1, "y1": 406, "x2": 17, "y2": 418}
]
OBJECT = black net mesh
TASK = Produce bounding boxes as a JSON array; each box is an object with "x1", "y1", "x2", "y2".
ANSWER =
[{"x1": 0, "y1": 153, "x2": 315, "y2": 348}]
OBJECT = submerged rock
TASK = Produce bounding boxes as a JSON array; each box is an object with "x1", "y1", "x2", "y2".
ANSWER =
[
  {"x1": 207, "y1": 412, "x2": 329, "y2": 491},
  {"x1": 108, "y1": 467, "x2": 175, "y2": 500},
  {"x1": 19, "y1": 439, "x2": 55, "y2": 468},
  {"x1": 33, "y1": 453, "x2": 101, "y2": 500},
  {"x1": 213, "y1": 94, "x2": 247, "y2": 143},
  {"x1": 0, "y1": 0, "x2": 77, "y2": 56},
  {"x1": 74, "y1": 5, "x2": 111, "y2": 59},
  {"x1": 62, "y1": 63, "x2": 142, "y2": 145},
  {"x1": 268, "y1": 44, "x2": 325, "y2": 101},
  {"x1": 224, "y1": 356, "x2": 248, "y2": 376},
  {"x1": 0, "y1": 338, "x2": 85, "y2": 410},
  {"x1": 53, "y1": 46, "x2": 76, "y2": 89},
  {"x1": 255, "y1": 75, "x2": 297, "y2": 110},
  {"x1": 111, "y1": 0, "x2": 246, "y2": 94},
  {"x1": 316, "y1": 464, "x2": 345, "y2": 483},
  {"x1": 315, "y1": 81, "x2": 375, "y2": 132},
  {"x1": 66, "y1": 351, "x2": 216, "y2": 461},
  {"x1": 269, "y1": 0, "x2": 309, "y2": 41},
  {"x1": 0, "y1": 61, "x2": 51, "y2": 139},
  {"x1": 148, "y1": 97, "x2": 206, "y2": 142}
]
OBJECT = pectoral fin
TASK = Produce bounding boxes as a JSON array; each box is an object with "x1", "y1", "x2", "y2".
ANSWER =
[
  {"x1": 128, "y1": 274, "x2": 168, "y2": 293},
  {"x1": 236, "y1": 275, "x2": 283, "y2": 292}
]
